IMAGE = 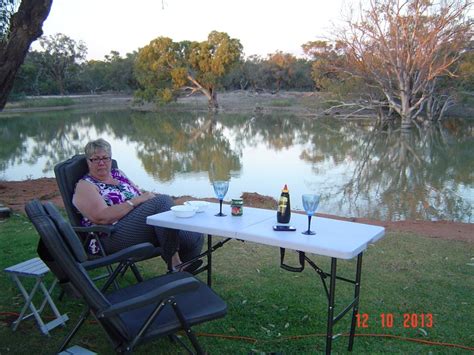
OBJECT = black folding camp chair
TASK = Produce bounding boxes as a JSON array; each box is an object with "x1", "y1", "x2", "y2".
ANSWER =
[
  {"x1": 54, "y1": 154, "x2": 163, "y2": 282},
  {"x1": 26, "y1": 200, "x2": 158, "y2": 297},
  {"x1": 26, "y1": 200, "x2": 227, "y2": 354}
]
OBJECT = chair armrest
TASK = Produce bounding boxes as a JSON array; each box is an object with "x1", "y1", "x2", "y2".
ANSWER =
[
  {"x1": 129, "y1": 246, "x2": 163, "y2": 262},
  {"x1": 82, "y1": 243, "x2": 156, "y2": 270},
  {"x1": 73, "y1": 225, "x2": 115, "y2": 235},
  {"x1": 98, "y1": 276, "x2": 200, "y2": 318}
]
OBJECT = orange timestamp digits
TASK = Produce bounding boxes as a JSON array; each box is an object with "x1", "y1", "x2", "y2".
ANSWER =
[{"x1": 356, "y1": 313, "x2": 434, "y2": 328}]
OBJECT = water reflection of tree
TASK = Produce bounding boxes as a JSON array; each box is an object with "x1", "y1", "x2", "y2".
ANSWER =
[
  {"x1": 1, "y1": 108, "x2": 471, "y2": 222},
  {"x1": 248, "y1": 115, "x2": 299, "y2": 150},
  {"x1": 222, "y1": 112, "x2": 302, "y2": 150},
  {"x1": 0, "y1": 111, "x2": 96, "y2": 173},
  {"x1": 0, "y1": 109, "x2": 242, "y2": 182},
  {"x1": 122, "y1": 111, "x2": 241, "y2": 181},
  {"x1": 298, "y1": 119, "x2": 366, "y2": 165},
  {"x1": 340, "y1": 122, "x2": 472, "y2": 221}
]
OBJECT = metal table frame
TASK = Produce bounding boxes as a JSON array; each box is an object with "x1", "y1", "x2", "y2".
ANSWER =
[{"x1": 147, "y1": 203, "x2": 384, "y2": 353}]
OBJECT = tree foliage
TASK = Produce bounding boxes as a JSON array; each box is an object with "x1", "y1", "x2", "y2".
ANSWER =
[
  {"x1": 135, "y1": 31, "x2": 242, "y2": 110},
  {"x1": 332, "y1": 0, "x2": 472, "y2": 127},
  {"x1": 81, "y1": 51, "x2": 138, "y2": 94},
  {"x1": 0, "y1": 0, "x2": 18, "y2": 39},
  {"x1": 11, "y1": 50, "x2": 49, "y2": 96},
  {"x1": 303, "y1": 40, "x2": 345, "y2": 92},
  {"x1": 264, "y1": 51, "x2": 297, "y2": 93},
  {"x1": 37, "y1": 33, "x2": 87, "y2": 95},
  {"x1": 454, "y1": 42, "x2": 474, "y2": 93},
  {"x1": 6, "y1": 19, "x2": 471, "y2": 111}
]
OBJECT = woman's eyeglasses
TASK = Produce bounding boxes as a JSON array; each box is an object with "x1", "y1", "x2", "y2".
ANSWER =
[{"x1": 88, "y1": 157, "x2": 111, "y2": 164}]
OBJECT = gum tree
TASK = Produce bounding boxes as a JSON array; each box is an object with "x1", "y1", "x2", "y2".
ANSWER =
[
  {"x1": 135, "y1": 31, "x2": 242, "y2": 111},
  {"x1": 0, "y1": 0, "x2": 52, "y2": 110},
  {"x1": 37, "y1": 33, "x2": 87, "y2": 95},
  {"x1": 334, "y1": 0, "x2": 472, "y2": 128},
  {"x1": 265, "y1": 51, "x2": 297, "y2": 92},
  {"x1": 302, "y1": 40, "x2": 349, "y2": 92}
]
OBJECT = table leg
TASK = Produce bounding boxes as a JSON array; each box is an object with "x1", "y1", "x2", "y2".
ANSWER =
[
  {"x1": 348, "y1": 252, "x2": 363, "y2": 351},
  {"x1": 11, "y1": 276, "x2": 45, "y2": 332},
  {"x1": 207, "y1": 234, "x2": 212, "y2": 286},
  {"x1": 38, "y1": 280, "x2": 65, "y2": 326},
  {"x1": 325, "y1": 257, "x2": 337, "y2": 354},
  {"x1": 38, "y1": 278, "x2": 57, "y2": 313}
]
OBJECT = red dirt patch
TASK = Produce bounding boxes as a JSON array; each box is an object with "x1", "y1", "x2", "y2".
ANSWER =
[{"x1": 0, "y1": 178, "x2": 472, "y2": 242}]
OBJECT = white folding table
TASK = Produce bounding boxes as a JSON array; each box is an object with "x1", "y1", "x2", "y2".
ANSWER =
[{"x1": 147, "y1": 203, "x2": 385, "y2": 353}]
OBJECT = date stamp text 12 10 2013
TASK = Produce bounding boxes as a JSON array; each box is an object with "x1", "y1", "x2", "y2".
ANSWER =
[{"x1": 356, "y1": 313, "x2": 434, "y2": 329}]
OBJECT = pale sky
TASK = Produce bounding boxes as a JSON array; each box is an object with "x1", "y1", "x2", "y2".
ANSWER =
[{"x1": 38, "y1": 0, "x2": 348, "y2": 60}]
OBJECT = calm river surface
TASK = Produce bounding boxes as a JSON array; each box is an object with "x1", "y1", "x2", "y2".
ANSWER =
[{"x1": 0, "y1": 108, "x2": 472, "y2": 222}]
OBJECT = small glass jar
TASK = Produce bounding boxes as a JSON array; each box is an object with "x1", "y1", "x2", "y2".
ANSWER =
[{"x1": 231, "y1": 198, "x2": 243, "y2": 216}]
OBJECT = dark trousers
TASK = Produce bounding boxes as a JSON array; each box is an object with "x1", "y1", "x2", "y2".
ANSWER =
[{"x1": 101, "y1": 195, "x2": 204, "y2": 263}]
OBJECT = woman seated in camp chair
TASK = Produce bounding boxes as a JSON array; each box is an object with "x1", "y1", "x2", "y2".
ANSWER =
[{"x1": 72, "y1": 138, "x2": 204, "y2": 272}]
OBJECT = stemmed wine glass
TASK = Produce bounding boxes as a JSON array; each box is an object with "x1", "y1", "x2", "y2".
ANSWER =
[
  {"x1": 302, "y1": 194, "x2": 320, "y2": 235},
  {"x1": 212, "y1": 180, "x2": 229, "y2": 216}
]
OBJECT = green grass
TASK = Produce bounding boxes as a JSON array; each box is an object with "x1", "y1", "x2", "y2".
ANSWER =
[
  {"x1": 15, "y1": 97, "x2": 76, "y2": 108},
  {"x1": 0, "y1": 212, "x2": 473, "y2": 354},
  {"x1": 270, "y1": 99, "x2": 295, "y2": 107},
  {"x1": 4, "y1": 97, "x2": 76, "y2": 109}
]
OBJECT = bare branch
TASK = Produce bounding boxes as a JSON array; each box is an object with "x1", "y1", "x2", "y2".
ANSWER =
[{"x1": 331, "y1": 0, "x2": 471, "y2": 127}]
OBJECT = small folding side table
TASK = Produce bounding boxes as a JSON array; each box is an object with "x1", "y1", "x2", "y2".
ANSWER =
[
  {"x1": 4, "y1": 257, "x2": 69, "y2": 335},
  {"x1": 58, "y1": 345, "x2": 97, "y2": 355}
]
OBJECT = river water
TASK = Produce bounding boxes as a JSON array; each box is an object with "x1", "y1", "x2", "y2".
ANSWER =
[{"x1": 0, "y1": 108, "x2": 472, "y2": 222}]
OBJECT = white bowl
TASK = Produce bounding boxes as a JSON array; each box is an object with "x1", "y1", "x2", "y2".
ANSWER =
[
  {"x1": 171, "y1": 205, "x2": 197, "y2": 218},
  {"x1": 184, "y1": 200, "x2": 210, "y2": 213}
]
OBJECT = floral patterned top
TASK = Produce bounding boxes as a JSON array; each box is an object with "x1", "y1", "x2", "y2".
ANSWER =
[{"x1": 79, "y1": 168, "x2": 141, "y2": 226}]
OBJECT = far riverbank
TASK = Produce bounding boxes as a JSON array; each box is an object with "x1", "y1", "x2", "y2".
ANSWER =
[
  {"x1": 0, "y1": 178, "x2": 472, "y2": 243},
  {"x1": 3, "y1": 91, "x2": 474, "y2": 119}
]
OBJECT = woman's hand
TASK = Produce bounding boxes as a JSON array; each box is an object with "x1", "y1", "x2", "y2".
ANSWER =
[
  {"x1": 131, "y1": 191, "x2": 155, "y2": 206},
  {"x1": 141, "y1": 191, "x2": 156, "y2": 200},
  {"x1": 73, "y1": 181, "x2": 157, "y2": 225}
]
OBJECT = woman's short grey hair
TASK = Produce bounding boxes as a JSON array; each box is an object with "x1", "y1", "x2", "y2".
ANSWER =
[{"x1": 84, "y1": 138, "x2": 112, "y2": 158}]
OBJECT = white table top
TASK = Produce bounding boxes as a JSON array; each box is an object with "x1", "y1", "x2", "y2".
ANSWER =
[{"x1": 147, "y1": 203, "x2": 385, "y2": 259}]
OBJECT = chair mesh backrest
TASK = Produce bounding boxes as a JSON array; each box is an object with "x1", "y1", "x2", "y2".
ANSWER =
[
  {"x1": 26, "y1": 200, "x2": 131, "y2": 343},
  {"x1": 54, "y1": 154, "x2": 118, "y2": 226},
  {"x1": 25, "y1": 200, "x2": 110, "y2": 311},
  {"x1": 43, "y1": 202, "x2": 88, "y2": 263}
]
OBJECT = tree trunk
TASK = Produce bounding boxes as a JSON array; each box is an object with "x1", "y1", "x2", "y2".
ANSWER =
[
  {"x1": 400, "y1": 89, "x2": 413, "y2": 129},
  {"x1": 186, "y1": 74, "x2": 219, "y2": 111},
  {"x1": 207, "y1": 88, "x2": 218, "y2": 111},
  {"x1": 57, "y1": 77, "x2": 65, "y2": 95},
  {"x1": 0, "y1": 0, "x2": 53, "y2": 110},
  {"x1": 401, "y1": 116, "x2": 412, "y2": 130}
]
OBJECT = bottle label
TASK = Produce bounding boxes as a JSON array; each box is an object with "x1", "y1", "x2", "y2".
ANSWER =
[
  {"x1": 278, "y1": 196, "x2": 288, "y2": 214},
  {"x1": 231, "y1": 199, "x2": 243, "y2": 216}
]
